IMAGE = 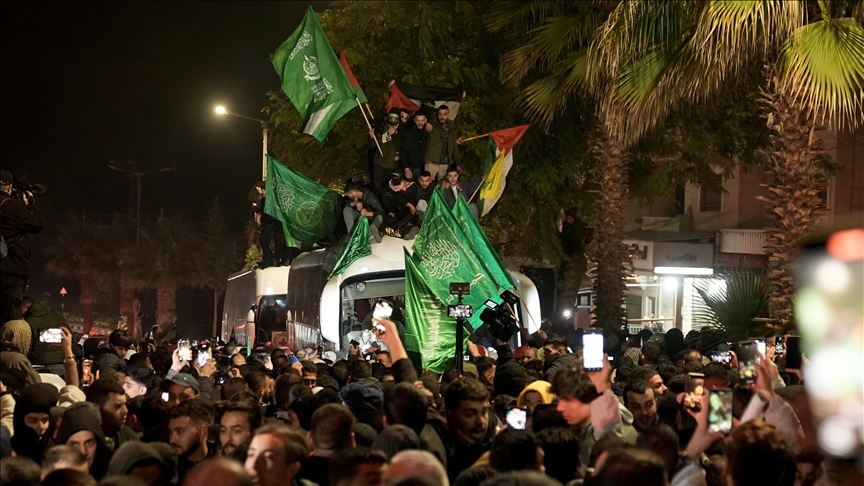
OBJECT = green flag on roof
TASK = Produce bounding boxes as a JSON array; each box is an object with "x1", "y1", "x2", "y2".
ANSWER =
[
  {"x1": 411, "y1": 189, "x2": 504, "y2": 330},
  {"x1": 403, "y1": 248, "x2": 461, "y2": 373},
  {"x1": 271, "y1": 7, "x2": 364, "y2": 141},
  {"x1": 328, "y1": 216, "x2": 371, "y2": 279},
  {"x1": 451, "y1": 194, "x2": 515, "y2": 290},
  {"x1": 264, "y1": 155, "x2": 340, "y2": 245}
]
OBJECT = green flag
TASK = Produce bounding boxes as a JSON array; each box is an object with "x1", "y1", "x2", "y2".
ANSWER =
[
  {"x1": 328, "y1": 217, "x2": 371, "y2": 279},
  {"x1": 271, "y1": 7, "x2": 365, "y2": 141},
  {"x1": 403, "y1": 248, "x2": 461, "y2": 373},
  {"x1": 412, "y1": 189, "x2": 503, "y2": 329},
  {"x1": 264, "y1": 155, "x2": 340, "y2": 245},
  {"x1": 452, "y1": 194, "x2": 515, "y2": 290}
]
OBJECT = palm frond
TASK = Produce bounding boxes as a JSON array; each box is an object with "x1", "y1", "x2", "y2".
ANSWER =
[
  {"x1": 778, "y1": 17, "x2": 864, "y2": 130},
  {"x1": 486, "y1": 0, "x2": 569, "y2": 33},
  {"x1": 693, "y1": 0, "x2": 804, "y2": 68},
  {"x1": 520, "y1": 49, "x2": 590, "y2": 128},
  {"x1": 692, "y1": 271, "x2": 770, "y2": 341}
]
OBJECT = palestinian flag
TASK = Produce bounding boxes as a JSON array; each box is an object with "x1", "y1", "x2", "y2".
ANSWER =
[
  {"x1": 386, "y1": 81, "x2": 463, "y2": 119},
  {"x1": 337, "y1": 51, "x2": 365, "y2": 99},
  {"x1": 478, "y1": 125, "x2": 530, "y2": 216}
]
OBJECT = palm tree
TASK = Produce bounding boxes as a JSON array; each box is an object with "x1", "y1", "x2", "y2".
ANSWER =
[
  {"x1": 45, "y1": 214, "x2": 116, "y2": 334},
  {"x1": 106, "y1": 215, "x2": 140, "y2": 340},
  {"x1": 131, "y1": 217, "x2": 203, "y2": 334},
  {"x1": 589, "y1": 0, "x2": 863, "y2": 329},
  {"x1": 488, "y1": 1, "x2": 631, "y2": 330}
]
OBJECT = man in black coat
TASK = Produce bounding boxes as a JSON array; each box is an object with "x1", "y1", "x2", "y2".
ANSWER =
[
  {"x1": 0, "y1": 169, "x2": 43, "y2": 323},
  {"x1": 399, "y1": 112, "x2": 429, "y2": 182}
]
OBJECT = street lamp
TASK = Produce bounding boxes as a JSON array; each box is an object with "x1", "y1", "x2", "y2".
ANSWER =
[
  {"x1": 214, "y1": 105, "x2": 269, "y2": 180},
  {"x1": 107, "y1": 162, "x2": 173, "y2": 246}
]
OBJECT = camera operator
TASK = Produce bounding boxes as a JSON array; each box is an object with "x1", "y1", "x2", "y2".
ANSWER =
[{"x1": 0, "y1": 169, "x2": 43, "y2": 323}]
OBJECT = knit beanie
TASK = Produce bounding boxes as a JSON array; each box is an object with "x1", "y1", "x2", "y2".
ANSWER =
[{"x1": 1, "y1": 319, "x2": 32, "y2": 355}]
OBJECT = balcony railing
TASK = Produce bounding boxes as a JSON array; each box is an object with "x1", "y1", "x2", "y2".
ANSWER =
[{"x1": 718, "y1": 229, "x2": 767, "y2": 255}]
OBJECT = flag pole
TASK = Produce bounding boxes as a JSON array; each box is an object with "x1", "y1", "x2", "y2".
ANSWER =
[
  {"x1": 467, "y1": 172, "x2": 489, "y2": 205},
  {"x1": 459, "y1": 133, "x2": 490, "y2": 143},
  {"x1": 365, "y1": 103, "x2": 375, "y2": 120},
  {"x1": 356, "y1": 96, "x2": 383, "y2": 156}
]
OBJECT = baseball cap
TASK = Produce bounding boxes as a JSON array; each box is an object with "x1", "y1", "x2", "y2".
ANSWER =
[
  {"x1": 0, "y1": 170, "x2": 12, "y2": 184},
  {"x1": 169, "y1": 373, "x2": 200, "y2": 394},
  {"x1": 338, "y1": 381, "x2": 384, "y2": 411}
]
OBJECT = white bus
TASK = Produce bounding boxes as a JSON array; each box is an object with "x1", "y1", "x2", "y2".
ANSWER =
[{"x1": 221, "y1": 236, "x2": 542, "y2": 353}]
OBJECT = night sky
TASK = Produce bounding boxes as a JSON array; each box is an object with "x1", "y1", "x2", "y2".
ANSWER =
[{"x1": 1, "y1": 1, "x2": 329, "y2": 328}]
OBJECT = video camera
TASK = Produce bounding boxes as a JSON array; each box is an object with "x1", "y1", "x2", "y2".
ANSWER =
[
  {"x1": 480, "y1": 290, "x2": 520, "y2": 342},
  {"x1": 11, "y1": 174, "x2": 46, "y2": 205}
]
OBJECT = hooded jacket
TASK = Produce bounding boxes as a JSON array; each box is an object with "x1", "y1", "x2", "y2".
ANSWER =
[
  {"x1": 516, "y1": 380, "x2": 555, "y2": 408},
  {"x1": 0, "y1": 350, "x2": 41, "y2": 389},
  {"x1": 107, "y1": 440, "x2": 172, "y2": 483},
  {"x1": 56, "y1": 401, "x2": 110, "y2": 479},
  {"x1": 25, "y1": 302, "x2": 69, "y2": 366},
  {"x1": 11, "y1": 383, "x2": 58, "y2": 462}
]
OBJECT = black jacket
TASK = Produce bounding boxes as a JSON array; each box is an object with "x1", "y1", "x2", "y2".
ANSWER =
[
  {"x1": 493, "y1": 343, "x2": 528, "y2": 397},
  {"x1": 0, "y1": 192, "x2": 43, "y2": 276},
  {"x1": 95, "y1": 348, "x2": 127, "y2": 375},
  {"x1": 357, "y1": 189, "x2": 385, "y2": 220},
  {"x1": 400, "y1": 125, "x2": 428, "y2": 174},
  {"x1": 25, "y1": 302, "x2": 70, "y2": 366}
]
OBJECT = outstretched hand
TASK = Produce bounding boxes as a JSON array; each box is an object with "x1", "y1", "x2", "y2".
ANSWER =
[
  {"x1": 684, "y1": 394, "x2": 725, "y2": 456},
  {"x1": 584, "y1": 354, "x2": 612, "y2": 393}
]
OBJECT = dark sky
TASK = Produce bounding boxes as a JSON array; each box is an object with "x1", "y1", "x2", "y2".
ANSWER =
[{"x1": 1, "y1": 1, "x2": 329, "y2": 326}]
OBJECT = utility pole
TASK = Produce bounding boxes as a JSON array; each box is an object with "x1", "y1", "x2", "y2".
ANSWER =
[{"x1": 108, "y1": 161, "x2": 172, "y2": 246}]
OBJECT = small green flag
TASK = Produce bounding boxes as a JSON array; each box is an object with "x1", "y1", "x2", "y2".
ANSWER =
[
  {"x1": 412, "y1": 189, "x2": 503, "y2": 330},
  {"x1": 328, "y1": 217, "x2": 371, "y2": 279},
  {"x1": 264, "y1": 155, "x2": 340, "y2": 245},
  {"x1": 403, "y1": 248, "x2": 461, "y2": 373},
  {"x1": 452, "y1": 194, "x2": 515, "y2": 291},
  {"x1": 271, "y1": 7, "x2": 365, "y2": 141}
]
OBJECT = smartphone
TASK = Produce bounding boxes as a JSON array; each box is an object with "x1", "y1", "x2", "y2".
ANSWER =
[
  {"x1": 754, "y1": 338, "x2": 767, "y2": 364},
  {"x1": 81, "y1": 360, "x2": 93, "y2": 387},
  {"x1": 463, "y1": 354, "x2": 471, "y2": 361},
  {"x1": 447, "y1": 304, "x2": 473, "y2": 318},
  {"x1": 39, "y1": 328, "x2": 63, "y2": 344},
  {"x1": 774, "y1": 336, "x2": 785, "y2": 356},
  {"x1": 582, "y1": 331, "x2": 605, "y2": 371},
  {"x1": 737, "y1": 342, "x2": 758, "y2": 383},
  {"x1": 178, "y1": 340, "x2": 192, "y2": 361},
  {"x1": 685, "y1": 373, "x2": 705, "y2": 412},
  {"x1": 785, "y1": 335, "x2": 803, "y2": 370},
  {"x1": 162, "y1": 392, "x2": 169, "y2": 402},
  {"x1": 710, "y1": 351, "x2": 732, "y2": 364},
  {"x1": 506, "y1": 407, "x2": 528, "y2": 430},
  {"x1": 708, "y1": 388, "x2": 733, "y2": 434},
  {"x1": 197, "y1": 345, "x2": 212, "y2": 367}
]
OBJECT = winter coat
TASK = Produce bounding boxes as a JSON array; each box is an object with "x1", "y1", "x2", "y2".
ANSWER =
[
  {"x1": 493, "y1": 343, "x2": 528, "y2": 398},
  {"x1": 95, "y1": 348, "x2": 127, "y2": 376},
  {"x1": 425, "y1": 121, "x2": 461, "y2": 166},
  {"x1": 0, "y1": 192, "x2": 43, "y2": 276},
  {"x1": 25, "y1": 302, "x2": 69, "y2": 366}
]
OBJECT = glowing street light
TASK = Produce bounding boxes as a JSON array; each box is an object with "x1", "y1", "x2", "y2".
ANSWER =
[{"x1": 213, "y1": 104, "x2": 269, "y2": 180}]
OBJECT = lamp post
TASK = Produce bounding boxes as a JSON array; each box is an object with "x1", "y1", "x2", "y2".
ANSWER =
[
  {"x1": 214, "y1": 105, "x2": 269, "y2": 180},
  {"x1": 107, "y1": 162, "x2": 173, "y2": 247}
]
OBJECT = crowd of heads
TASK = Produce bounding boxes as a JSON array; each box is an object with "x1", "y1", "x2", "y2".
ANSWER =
[{"x1": 1, "y1": 311, "x2": 861, "y2": 486}]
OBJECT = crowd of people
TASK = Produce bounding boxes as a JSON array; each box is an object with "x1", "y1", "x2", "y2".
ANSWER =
[
  {"x1": 2, "y1": 300, "x2": 859, "y2": 486},
  {"x1": 252, "y1": 101, "x2": 483, "y2": 267}
]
